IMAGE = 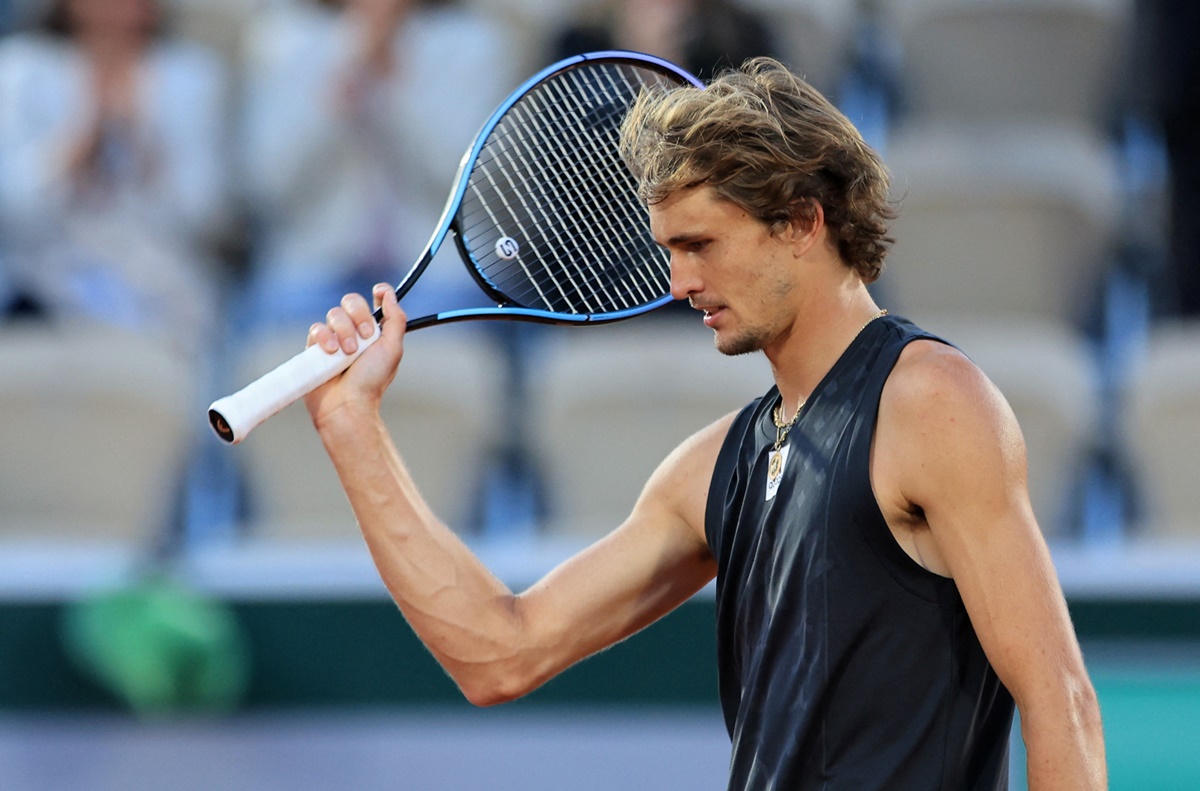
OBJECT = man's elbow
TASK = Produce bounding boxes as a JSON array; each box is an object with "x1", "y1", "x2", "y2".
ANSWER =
[
  {"x1": 459, "y1": 669, "x2": 537, "y2": 708},
  {"x1": 1069, "y1": 672, "x2": 1105, "y2": 742},
  {"x1": 1071, "y1": 674, "x2": 1108, "y2": 789},
  {"x1": 454, "y1": 598, "x2": 561, "y2": 708}
]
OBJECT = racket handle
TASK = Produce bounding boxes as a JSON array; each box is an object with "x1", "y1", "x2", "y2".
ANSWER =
[{"x1": 207, "y1": 324, "x2": 382, "y2": 445}]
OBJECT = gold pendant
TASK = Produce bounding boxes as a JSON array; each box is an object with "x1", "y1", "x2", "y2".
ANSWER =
[{"x1": 768, "y1": 449, "x2": 783, "y2": 482}]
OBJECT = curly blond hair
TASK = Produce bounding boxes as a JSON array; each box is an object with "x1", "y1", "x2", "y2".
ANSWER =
[{"x1": 620, "y1": 57, "x2": 895, "y2": 283}]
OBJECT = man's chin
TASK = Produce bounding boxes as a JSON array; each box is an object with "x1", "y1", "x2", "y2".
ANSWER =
[{"x1": 713, "y1": 331, "x2": 764, "y2": 357}]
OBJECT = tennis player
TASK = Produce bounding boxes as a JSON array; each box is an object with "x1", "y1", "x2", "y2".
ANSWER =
[{"x1": 304, "y1": 58, "x2": 1105, "y2": 789}]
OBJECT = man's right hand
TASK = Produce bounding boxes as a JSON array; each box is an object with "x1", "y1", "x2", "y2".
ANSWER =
[{"x1": 304, "y1": 283, "x2": 406, "y2": 431}]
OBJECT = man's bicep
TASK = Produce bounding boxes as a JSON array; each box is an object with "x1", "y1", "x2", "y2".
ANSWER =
[{"x1": 512, "y1": 411, "x2": 735, "y2": 683}]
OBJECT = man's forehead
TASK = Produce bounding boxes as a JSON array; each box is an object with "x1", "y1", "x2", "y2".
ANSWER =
[
  {"x1": 649, "y1": 185, "x2": 717, "y2": 221},
  {"x1": 648, "y1": 193, "x2": 707, "y2": 244}
]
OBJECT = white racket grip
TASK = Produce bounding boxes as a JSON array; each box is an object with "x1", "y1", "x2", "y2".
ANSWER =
[{"x1": 208, "y1": 323, "x2": 382, "y2": 444}]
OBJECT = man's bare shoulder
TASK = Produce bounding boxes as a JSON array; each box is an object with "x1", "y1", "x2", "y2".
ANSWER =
[
  {"x1": 878, "y1": 336, "x2": 1028, "y2": 514},
  {"x1": 888, "y1": 338, "x2": 990, "y2": 399},
  {"x1": 882, "y1": 337, "x2": 1015, "y2": 430}
]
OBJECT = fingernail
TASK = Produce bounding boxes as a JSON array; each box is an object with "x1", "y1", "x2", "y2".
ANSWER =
[{"x1": 359, "y1": 321, "x2": 374, "y2": 337}]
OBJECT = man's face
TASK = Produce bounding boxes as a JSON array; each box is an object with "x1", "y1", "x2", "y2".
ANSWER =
[{"x1": 650, "y1": 185, "x2": 800, "y2": 356}]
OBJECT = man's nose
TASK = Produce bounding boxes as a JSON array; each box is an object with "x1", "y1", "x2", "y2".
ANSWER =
[{"x1": 669, "y1": 256, "x2": 699, "y2": 301}]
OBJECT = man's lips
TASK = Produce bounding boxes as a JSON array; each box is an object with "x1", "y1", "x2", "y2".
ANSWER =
[{"x1": 692, "y1": 302, "x2": 726, "y2": 327}]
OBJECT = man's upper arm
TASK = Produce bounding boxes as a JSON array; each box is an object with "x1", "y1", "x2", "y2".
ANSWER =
[
  {"x1": 879, "y1": 343, "x2": 1090, "y2": 707},
  {"x1": 510, "y1": 410, "x2": 733, "y2": 688}
]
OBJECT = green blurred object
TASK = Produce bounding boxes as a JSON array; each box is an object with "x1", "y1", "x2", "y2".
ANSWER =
[{"x1": 61, "y1": 576, "x2": 251, "y2": 715}]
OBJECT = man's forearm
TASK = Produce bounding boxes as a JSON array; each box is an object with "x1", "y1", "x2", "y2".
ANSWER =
[
  {"x1": 316, "y1": 405, "x2": 530, "y2": 704},
  {"x1": 1021, "y1": 680, "x2": 1107, "y2": 790}
]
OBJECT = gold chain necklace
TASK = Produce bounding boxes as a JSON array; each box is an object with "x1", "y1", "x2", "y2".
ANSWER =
[{"x1": 767, "y1": 309, "x2": 888, "y2": 484}]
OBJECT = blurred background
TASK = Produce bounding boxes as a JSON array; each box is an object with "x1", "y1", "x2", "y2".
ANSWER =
[{"x1": 0, "y1": 0, "x2": 1198, "y2": 788}]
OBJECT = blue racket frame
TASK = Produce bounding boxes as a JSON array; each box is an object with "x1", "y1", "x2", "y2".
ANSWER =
[{"x1": 380, "y1": 51, "x2": 704, "y2": 331}]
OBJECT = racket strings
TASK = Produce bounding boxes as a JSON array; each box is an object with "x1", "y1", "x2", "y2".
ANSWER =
[
  {"x1": 458, "y1": 62, "x2": 673, "y2": 315},
  {"x1": 536, "y1": 71, "x2": 665, "y2": 306},
  {"x1": 536, "y1": 68, "x2": 667, "y2": 307},
  {"x1": 477, "y1": 96, "x2": 610, "y2": 310},
  {"x1": 510, "y1": 86, "x2": 628, "y2": 302},
  {"x1": 467, "y1": 72, "x2": 648, "y2": 310},
  {"x1": 502, "y1": 79, "x2": 653, "y2": 309},
  {"x1": 466, "y1": 144, "x2": 568, "y2": 310}
]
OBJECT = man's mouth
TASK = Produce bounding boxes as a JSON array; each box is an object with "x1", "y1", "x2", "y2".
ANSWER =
[{"x1": 692, "y1": 302, "x2": 725, "y2": 327}]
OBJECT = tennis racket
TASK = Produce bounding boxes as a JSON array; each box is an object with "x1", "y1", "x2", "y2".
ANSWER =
[{"x1": 208, "y1": 51, "x2": 702, "y2": 445}]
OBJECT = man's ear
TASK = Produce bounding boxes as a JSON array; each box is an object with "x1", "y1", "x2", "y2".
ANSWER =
[{"x1": 784, "y1": 198, "x2": 826, "y2": 257}]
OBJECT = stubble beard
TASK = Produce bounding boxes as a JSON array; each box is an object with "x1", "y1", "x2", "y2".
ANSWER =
[{"x1": 713, "y1": 326, "x2": 769, "y2": 357}]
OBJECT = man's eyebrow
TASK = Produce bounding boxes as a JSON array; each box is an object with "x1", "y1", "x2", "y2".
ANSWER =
[{"x1": 663, "y1": 232, "x2": 707, "y2": 247}]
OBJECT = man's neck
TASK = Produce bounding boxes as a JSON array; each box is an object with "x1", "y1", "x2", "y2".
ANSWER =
[{"x1": 764, "y1": 284, "x2": 883, "y2": 416}]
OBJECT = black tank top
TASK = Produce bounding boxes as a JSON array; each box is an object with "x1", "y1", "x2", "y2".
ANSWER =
[{"x1": 705, "y1": 315, "x2": 1014, "y2": 790}]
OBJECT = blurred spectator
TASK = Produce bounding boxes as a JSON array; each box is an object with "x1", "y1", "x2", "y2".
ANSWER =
[
  {"x1": 1141, "y1": 0, "x2": 1200, "y2": 317},
  {"x1": 0, "y1": 0, "x2": 232, "y2": 354},
  {"x1": 236, "y1": 0, "x2": 519, "y2": 330},
  {"x1": 551, "y1": 0, "x2": 775, "y2": 84}
]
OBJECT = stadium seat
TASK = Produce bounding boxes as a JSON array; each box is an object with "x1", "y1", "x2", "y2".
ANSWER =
[
  {"x1": 883, "y1": 120, "x2": 1121, "y2": 328},
  {"x1": 526, "y1": 321, "x2": 775, "y2": 539},
  {"x1": 882, "y1": 0, "x2": 1133, "y2": 128},
  {"x1": 916, "y1": 315, "x2": 1102, "y2": 538},
  {"x1": 230, "y1": 326, "x2": 506, "y2": 541},
  {"x1": 0, "y1": 322, "x2": 195, "y2": 545},
  {"x1": 1121, "y1": 321, "x2": 1200, "y2": 540}
]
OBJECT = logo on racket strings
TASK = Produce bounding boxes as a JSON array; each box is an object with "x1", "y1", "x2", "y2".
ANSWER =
[{"x1": 495, "y1": 237, "x2": 520, "y2": 260}]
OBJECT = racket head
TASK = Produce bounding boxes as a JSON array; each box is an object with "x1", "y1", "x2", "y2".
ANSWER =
[{"x1": 408, "y1": 51, "x2": 703, "y2": 329}]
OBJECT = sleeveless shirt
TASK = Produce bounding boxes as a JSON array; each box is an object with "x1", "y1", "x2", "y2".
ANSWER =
[{"x1": 705, "y1": 315, "x2": 1014, "y2": 790}]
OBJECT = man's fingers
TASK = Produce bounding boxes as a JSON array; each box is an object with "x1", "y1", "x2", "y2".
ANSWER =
[
  {"x1": 308, "y1": 322, "x2": 339, "y2": 354},
  {"x1": 341, "y1": 292, "x2": 377, "y2": 339},
  {"x1": 374, "y1": 283, "x2": 406, "y2": 332},
  {"x1": 326, "y1": 305, "x2": 361, "y2": 354},
  {"x1": 310, "y1": 289, "x2": 399, "y2": 358}
]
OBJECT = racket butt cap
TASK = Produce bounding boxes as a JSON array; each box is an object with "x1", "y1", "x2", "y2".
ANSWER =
[{"x1": 208, "y1": 407, "x2": 238, "y2": 444}]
